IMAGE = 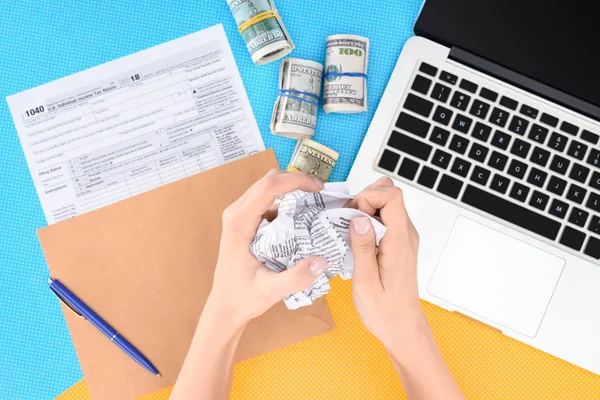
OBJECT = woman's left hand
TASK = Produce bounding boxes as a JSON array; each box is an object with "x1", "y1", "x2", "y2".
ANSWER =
[{"x1": 205, "y1": 169, "x2": 329, "y2": 329}]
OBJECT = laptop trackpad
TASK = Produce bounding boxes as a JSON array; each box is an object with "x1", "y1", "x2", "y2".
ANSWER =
[{"x1": 427, "y1": 217, "x2": 565, "y2": 338}]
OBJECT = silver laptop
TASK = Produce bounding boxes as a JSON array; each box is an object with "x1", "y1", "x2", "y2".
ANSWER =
[{"x1": 347, "y1": 0, "x2": 600, "y2": 373}]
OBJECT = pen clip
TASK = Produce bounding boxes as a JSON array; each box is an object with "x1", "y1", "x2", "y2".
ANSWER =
[{"x1": 49, "y1": 278, "x2": 84, "y2": 319}]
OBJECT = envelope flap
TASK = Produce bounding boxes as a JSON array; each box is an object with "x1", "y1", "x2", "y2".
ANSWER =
[{"x1": 38, "y1": 150, "x2": 334, "y2": 400}]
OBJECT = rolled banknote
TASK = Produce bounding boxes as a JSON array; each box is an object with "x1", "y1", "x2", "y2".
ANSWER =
[
  {"x1": 226, "y1": 0, "x2": 294, "y2": 65},
  {"x1": 270, "y1": 58, "x2": 323, "y2": 139},
  {"x1": 288, "y1": 138, "x2": 339, "y2": 182},
  {"x1": 323, "y1": 34, "x2": 370, "y2": 113}
]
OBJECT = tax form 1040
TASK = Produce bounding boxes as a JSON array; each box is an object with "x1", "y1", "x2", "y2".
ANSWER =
[{"x1": 7, "y1": 24, "x2": 264, "y2": 225}]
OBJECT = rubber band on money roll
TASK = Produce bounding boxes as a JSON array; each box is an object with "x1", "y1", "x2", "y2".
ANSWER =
[
  {"x1": 238, "y1": 10, "x2": 280, "y2": 33},
  {"x1": 278, "y1": 89, "x2": 319, "y2": 106},
  {"x1": 322, "y1": 71, "x2": 368, "y2": 79}
]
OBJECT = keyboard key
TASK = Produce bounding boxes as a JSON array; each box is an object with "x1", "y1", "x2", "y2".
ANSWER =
[
  {"x1": 396, "y1": 112, "x2": 430, "y2": 138},
  {"x1": 549, "y1": 199, "x2": 569, "y2": 219},
  {"x1": 508, "y1": 116, "x2": 529, "y2": 135},
  {"x1": 378, "y1": 150, "x2": 400, "y2": 172},
  {"x1": 568, "y1": 207, "x2": 589, "y2": 228},
  {"x1": 569, "y1": 163, "x2": 590, "y2": 184},
  {"x1": 507, "y1": 159, "x2": 528, "y2": 179},
  {"x1": 529, "y1": 191, "x2": 550, "y2": 211},
  {"x1": 540, "y1": 113, "x2": 559, "y2": 127},
  {"x1": 530, "y1": 147, "x2": 551, "y2": 167},
  {"x1": 566, "y1": 184, "x2": 587, "y2": 204},
  {"x1": 440, "y1": 70, "x2": 458, "y2": 85},
  {"x1": 510, "y1": 182, "x2": 530, "y2": 202},
  {"x1": 520, "y1": 104, "x2": 538, "y2": 119},
  {"x1": 432, "y1": 149, "x2": 452, "y2": 169},
  {"x1": 560, "y1": 121, "x2": 579, "y2": 136},
  {"x1": 449, "y1": 135, "x2": 470, "y2": 155},
  {"x1": 480, "y1": 87, "x2": 498, "y2": 102},
  {"x1": 549, "y1": 155, "x2": 570, "y2": 175},
  {"x1": 488, "y1": 151, "x2": 508, "y2": 171},
  {"x1": 510, "y1": 138, "x2": 531, "y2": 159},
  {"x1": 489, "y1": 107, "x2": 509, "y2": 127},
  {"x1": 590, "y1": 171, "x2": 600, "y2": 190},
  {"x1": 459, "y1": 79, "x2": 478, "y2": 93},
  {"x1": 527, "y1": 167, "x2": 547, "y2": 188},
  {"x1": 528, "y1": 124, "x2": 549, "y2": 144},
  {"x1": 462, "y1": 185, "x2": 561, "y2": 240},
  {"x1": 471, "y1": 122, "x2": 492, "y2": 142},
  {"x1": 500, "y1": 96, "x2": 518, "y2": 110},
  {"x1": 471, "y1": 165, "x2": 491, "y2": 186},
  {"x1": 437, "y1": 174, "x2": 463, "y2": 198},
  {"x1": 581, "y1": 130, "x2": 599, "y2": 145},
  {"x1": 469, "y1": 99, "x2": 490, "y2": 119},
  {"x1": 468, "y1": 143, "x2": 489, "y2": 163},
  {"x1": 419, "y1": 62, "x2": 437, "y2": 77},
  {"x1": 432, "y1": 105, "x2": 453, "y2": 126},
  {"x1": 589, "y1": 215, "x2": 600, "y2": 235},
  {"x1": 452, "y1": 114, "x2": 473, "y2": 134},
  {"x1": 389, "y1": 131, "x2": 433, "y2": 161},
  {"x1": 417, "y1": 166, "x2": 439, "y2": 189},
  {"x1": 451, "y1": 157, "x2": 472, "y2": 177},
  {"x1": 491, "y1": 130, "x2": 511, "y2": 150},
  {"x1": 587, "y1": 148, "x2": 600, "y2": 169},
  {"x1": 547, "y1": 176, "x2": 568, "y2": 196},
  {"x1": 586, "y1": 192, "x2": 600, "y2": 212},
  {"x1": 431, "y1": 83, "x2": 451, "y2": 103},
  {"x1": 429, "y1": 126, "x2": 450, "y2": 146},
  {"x1": 567, "y1": 140, "x2": 588, "y2": 160},
  {"x1": 560, "y1": 226, "x2": 586, "y2": 251},
  {"x1": 584, "y1": 237, "x2": 600, "y2": 259},
  {"x1": 411, "y1": 75, "x2": 432, "y2": 95},
  {"x1": 548, "y1": 132, "x2": 568, "y2": 152},
  {"x1": 450, "y1": 91, "x2": 471, "y2": 111},
  {"x1": 490, "y1": 174, "x2": 511, "y2": 194},
  {"x1": 397, "y1": 158, "x2": 420, "y2": 180},
  {"x1": 404, "y1": 93, "x2": 434, "y2": 118}
]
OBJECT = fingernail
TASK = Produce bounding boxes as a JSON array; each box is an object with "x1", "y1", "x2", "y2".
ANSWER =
[
  {"x1": 313, "y1": 176, "x2": 325, "y2": 189},
  {"x1": 310, "y1": 257, "x2": 327, "y2": 275},
  {"x1": 353, "y1": 217, "x2": 371, "y2": 235}
]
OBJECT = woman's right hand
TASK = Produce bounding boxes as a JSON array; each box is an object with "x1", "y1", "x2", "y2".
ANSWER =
[{"x1": 347, "y1": 177, "x2": 425, "y2": 353}]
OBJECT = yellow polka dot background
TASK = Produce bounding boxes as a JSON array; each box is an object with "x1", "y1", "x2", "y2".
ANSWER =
[
  {"x1": 58, "y1": 279, "x2": 600, "y2": 399},
  {"x1": 1, "y1": 1, "x2": 599, "y2": 399}
]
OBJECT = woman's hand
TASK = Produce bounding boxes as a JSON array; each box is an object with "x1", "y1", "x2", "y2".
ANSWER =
[
  {"x1": 347, "y1": 177, "x2": 422, "y2": 351},
  {"x1": 206, "y1": 169, "x2": 329, "y2": 329},
  {"x1": 172, "y1": 169, "x2": 329, "y2": 400},
  {"x1": 348, "y1": 177, "x2": 464, "y2": 399}
]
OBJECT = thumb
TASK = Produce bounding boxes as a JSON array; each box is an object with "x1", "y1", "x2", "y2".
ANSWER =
[
  {"x1": 350, "y1": 217, "x2": 380, "y2": 285},
  {"x1": 271, "y1": 256, "x2": 328, "y2": 298}
]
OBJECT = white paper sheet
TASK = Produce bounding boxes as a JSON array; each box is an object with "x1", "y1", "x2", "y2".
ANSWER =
[
  {"x1": 250, "y1": 183, "x2": 387, "y2": 310},
  {"x1": 6, "y1": 24, "x2": 264, "y2": 225}
]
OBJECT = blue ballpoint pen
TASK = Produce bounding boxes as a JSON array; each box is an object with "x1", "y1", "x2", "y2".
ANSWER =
[{"x1": 48, "y1": 278, "x2": 161, "y2": 377}]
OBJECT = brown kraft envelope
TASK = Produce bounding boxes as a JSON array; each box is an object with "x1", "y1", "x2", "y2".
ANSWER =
[{"x1": 37, "y1": 149, "x2": 334, "y2": 400}]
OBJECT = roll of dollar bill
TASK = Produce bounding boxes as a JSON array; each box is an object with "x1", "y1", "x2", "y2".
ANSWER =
[
  {"x1": 226, "y1": 0, "x2": 294, "y2": 65},
  {"x1": 270, "y1": 58, "x2": 323, "y2": 140},
  {"x1": 288, "y1": 138, "x2": 339, "y2": 182},
  {"x1": 323, "y1": 34, "x2": 370, "y2": 113}
]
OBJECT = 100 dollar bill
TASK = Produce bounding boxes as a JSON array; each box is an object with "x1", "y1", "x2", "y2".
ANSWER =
[
  {"x1": 324, "y1": 34, "x2": 369, "y2": 113},
  {"x1": 227, "y1": 0, "x2": 294, "y2": 65},
  {"x1": 270, "y1": 58, "x2": 323, "y2": 139}
]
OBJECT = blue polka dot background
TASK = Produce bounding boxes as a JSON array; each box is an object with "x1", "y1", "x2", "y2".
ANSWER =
[{"x1": 0, "y1": 1, "x2": 421, "y2": 397}]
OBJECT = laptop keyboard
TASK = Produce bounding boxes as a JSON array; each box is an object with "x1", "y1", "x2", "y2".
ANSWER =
[{"x1": 375, "y1": 61, "x2": 600, "y2": 262}]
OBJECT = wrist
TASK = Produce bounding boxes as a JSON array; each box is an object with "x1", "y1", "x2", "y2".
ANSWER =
[
  {"x1": 383, "y1": 309, "x2": 431, "y2": 361},
  {"x1": 200, "y1": 294, "x2": 249, "y2": 337}
]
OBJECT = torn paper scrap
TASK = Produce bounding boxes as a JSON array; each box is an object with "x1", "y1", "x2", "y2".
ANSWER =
[{"x1": 250, "y1": 182, "x2": 386, "y2": 310}]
